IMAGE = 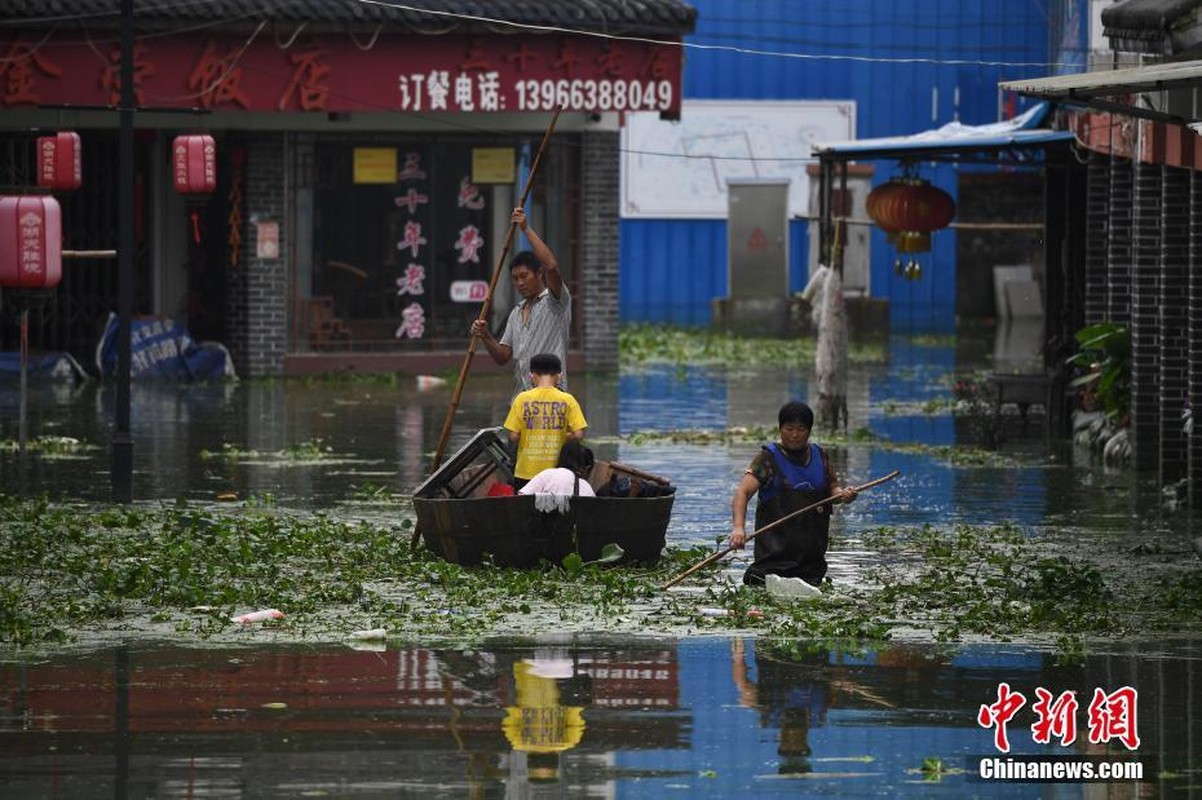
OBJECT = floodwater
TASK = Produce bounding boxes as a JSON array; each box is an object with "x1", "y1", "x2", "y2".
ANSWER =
[
  {"x1": 1, "y1": 334, "x2": 1199, "y2": 796},
  {"x1": 1, "y1": 637, "x2": 1197, "y2": 797}
]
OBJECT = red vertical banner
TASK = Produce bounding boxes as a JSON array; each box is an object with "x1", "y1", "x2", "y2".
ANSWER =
[
  {"x1": 392, "y1": 147, "x2": 432, "y2": 341},
  {"x1": 0, "y1": 195, "x2": 63, "y2": 288}
]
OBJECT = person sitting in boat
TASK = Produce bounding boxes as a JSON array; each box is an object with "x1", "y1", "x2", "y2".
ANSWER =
[
  {"x1": 519, "y1": 439, "x2": 596, "y2": 497},
  {"x1": 727, "y1": 401, "x2": 857, "y2": 587},
  {"x1": 503, "y1": 353, "x2": 588, "y2": 492}
]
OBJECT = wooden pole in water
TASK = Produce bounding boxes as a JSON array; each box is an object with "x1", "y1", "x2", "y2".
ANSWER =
[{"x1": 660, "y1": 470, "x2": 901, "y2": 591}]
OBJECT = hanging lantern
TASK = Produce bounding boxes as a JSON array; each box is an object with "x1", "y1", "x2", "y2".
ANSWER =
[
  {"x1": 36, "y1": 131, "x2": 82, "y2": 191},
  {"x1": 866, "y1": 179, "x2": 908, "y2": 243},
  {"x1": 866, "y1": 177, "x2": 955, "y2": 253},
  {"x1": 172, "y1": 134, "x2": 217, "y2": 194},
  {"x1": 0, "y1": 195, "x2": 63, "y2": 289}
]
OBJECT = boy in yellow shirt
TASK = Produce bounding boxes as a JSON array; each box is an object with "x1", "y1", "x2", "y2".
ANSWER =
[{"x1": 503, "y1": 353, "x2": 587, "y2": 490}]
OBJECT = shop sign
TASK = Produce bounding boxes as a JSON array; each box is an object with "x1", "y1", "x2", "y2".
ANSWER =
[
  {"x1": 354, "y1": 148, "x2": 397, "y2": 184},
  {"x1": 255, "y1": 221, "x2": 279, "y2": 259},
  {"x1": 0, "y1": 34, "x2": 684, "y2": 117},
  {"x1": 0, "y1": 195, "x2": 62, "y2": 288},
  {"x1": 450, "y1": 280, "x2": 488, "y2": 303},
  {"x1": 472, "y1": 148, "x2": 515, "y2": 183}
]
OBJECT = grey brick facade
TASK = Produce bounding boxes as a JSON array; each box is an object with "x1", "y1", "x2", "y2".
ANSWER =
[
  {"x1": 1107, "y1": 157, "x2": 1133, "y2": 326},
  {"x1": 1192, "y1": 170, "x2": 1202, "y2": 506},
  {"x1": 1130, "y1": 161, "x2": 1160, "y2": 472},
  {"x1": 1084, "y1": 156, "x2": 1109, "y2": 325},
  {"x1": 227, "y1": 134, "x2": 289, "y2": 378},
  {"x1": 1160, "y1": 166, "x2": 1190, "y2": 485},
  {"x1": 1086, "y1": 153, "x2": 1200, "y2": 501}
]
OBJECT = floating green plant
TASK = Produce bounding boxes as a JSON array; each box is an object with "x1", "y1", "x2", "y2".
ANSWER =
[
  {"x1": 0, "y1": 436, "x2": 98, "y2": 457},
  {"x1": 619, "y1": 324, "x2": 885, "y2": 367},
  {"x1": 0, "y1": 497, "x2": 1197, "y2": 657}
]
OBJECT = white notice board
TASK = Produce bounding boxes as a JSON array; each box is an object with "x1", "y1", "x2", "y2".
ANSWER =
[{"x1": 621, "y1": 99, "x2": 856, "y2": 219}]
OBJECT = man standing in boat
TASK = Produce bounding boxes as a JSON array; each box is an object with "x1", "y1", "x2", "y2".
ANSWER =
[{"x1": 471, "y1": 207, "x2": 571, "y2": 397}]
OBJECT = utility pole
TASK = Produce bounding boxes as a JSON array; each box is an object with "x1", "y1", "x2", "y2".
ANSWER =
[{"x1": 112, "y1": 0, "x2": 134, "y2": 502}]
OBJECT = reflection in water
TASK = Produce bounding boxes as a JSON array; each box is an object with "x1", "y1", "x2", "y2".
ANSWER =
[{"x1": 0, "y1": 638, "x2": 1197, "y2": 797}]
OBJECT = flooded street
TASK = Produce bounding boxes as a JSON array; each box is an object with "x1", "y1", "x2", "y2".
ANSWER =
[{"x1": 1, "y1": 334, "x2": 1199, "y2": 795}]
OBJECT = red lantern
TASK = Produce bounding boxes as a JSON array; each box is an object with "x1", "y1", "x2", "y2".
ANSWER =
[
  {"x1": 865, "y1": 180, "x2": 907, "y2": 242},
  {"x1": 36, "y1": 131, "x2": 82, "y2": 191},
  {"x1": 866, "y1": 178, "x2": 956, "y2": 253},
  {"x1": 172, "y1": 134, "x2": 217, "y2": 194},
  {"x1": 0, "y1": 195, "x2": 63, "y2": 288}
]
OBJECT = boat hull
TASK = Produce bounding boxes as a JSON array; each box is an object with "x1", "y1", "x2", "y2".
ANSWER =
[{"x1": 413, "y1": 494, "x2": 674, "y2": 567}]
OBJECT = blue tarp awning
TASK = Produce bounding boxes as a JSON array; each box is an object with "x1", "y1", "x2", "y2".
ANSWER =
[{"x1": 812, "y1": 102, "x2": 1074, "y2": 160}]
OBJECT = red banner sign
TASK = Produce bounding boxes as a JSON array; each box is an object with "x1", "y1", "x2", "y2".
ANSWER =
[
  {"x1": 0, "y1": 195, "x2": 62, "y2": 289},
  {"x1": 0, "y1": 33, "x2": 683, "y2": 116}
]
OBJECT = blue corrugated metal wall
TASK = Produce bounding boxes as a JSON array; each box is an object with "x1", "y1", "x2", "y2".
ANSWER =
[{"x1": 620, "y1": 0, "x2": 1068, "y2": 331}]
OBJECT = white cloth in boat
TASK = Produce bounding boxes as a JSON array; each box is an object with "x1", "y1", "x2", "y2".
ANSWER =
[
  {"x1": 519, "y1": 468, "x2": 596, "y2": 498},
  {"x1": 519, "y1": 467, "x2": 594, "y2": 513}
]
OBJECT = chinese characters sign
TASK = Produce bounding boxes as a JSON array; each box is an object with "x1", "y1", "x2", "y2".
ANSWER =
[{"x1": 0, "y1": 34, "x2": 683, "y2": 116}]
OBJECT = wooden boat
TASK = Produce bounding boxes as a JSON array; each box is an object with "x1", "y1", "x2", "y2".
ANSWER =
[{"x1": 412, "y1": 428, "x2": 675, "y2": 567}]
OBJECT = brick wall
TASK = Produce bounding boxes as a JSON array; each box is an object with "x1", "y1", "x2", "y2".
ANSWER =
[
  {"x1": 579, "y1": 129, "x2": 620, "y2": 370},
  {"x1": 1192, "y1": 170, "x2": 1202, "y2": 506},
  {"x1": 1130, "y1": 161, "x2": 1161, "y2": 472},
  {"x1": 227, "y1": 133, "x2": 289, "y2": 377},
  {"x1": 1160, "y1": 165, "x2": 1190, "y2": 484},
  {"x1": 1084, "y1": 155, "x2": 1110, "y2": 325},
  {"x1": 1107, "y1": 157, "x2": 1133, "y2": 326}
]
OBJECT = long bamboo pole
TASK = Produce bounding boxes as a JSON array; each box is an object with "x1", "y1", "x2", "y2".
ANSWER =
[
  {"x1": 660, "y1": 470, "x2": 901, "y2": 591},
  {"x1": 428, "y1": 106, "x2": 563, "y2": 474}
]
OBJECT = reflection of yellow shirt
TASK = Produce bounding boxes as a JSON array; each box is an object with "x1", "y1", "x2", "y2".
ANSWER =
[
  {"x1": 502, "y1": 661, "x2": 585, "y2": 753},
  {"x1": 503, "y1": 386, "x2": 587, "y2": 479}
]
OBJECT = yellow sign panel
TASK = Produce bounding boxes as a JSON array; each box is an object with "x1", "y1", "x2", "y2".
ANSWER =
[
  {"x1": 472, "y1": 148, "x2": 515, "y2": 184},
  {"x1": 353, "y1": 148, "x2": 397, "y2": 184}
]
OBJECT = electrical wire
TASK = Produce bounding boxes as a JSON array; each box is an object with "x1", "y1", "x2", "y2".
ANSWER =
[
  {"x1": 1, "y1": 0, "x2": 1079, "y2": 70},
  {"x1": 352, "y1": 0, "x2": 1077, "y2": 69}
]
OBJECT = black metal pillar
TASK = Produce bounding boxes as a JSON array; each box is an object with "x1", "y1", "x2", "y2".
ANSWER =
[{"x1": 111, "y1": 0, "x2": 134, "y2": 501}]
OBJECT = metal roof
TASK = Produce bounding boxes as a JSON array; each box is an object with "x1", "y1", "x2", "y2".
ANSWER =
[
  {"x1": 998, "y1": 59, "x2": 1202, "y2": 123},
  {"x1": 811, "y1": 102, "x2": 1074, "y2": 162},
  {"x1": 0, "y1": 0, "x2": 698, "y2": 36}
]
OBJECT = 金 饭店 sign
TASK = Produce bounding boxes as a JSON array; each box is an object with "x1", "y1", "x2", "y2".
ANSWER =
[{"x1": 0, "y1": 34, "x2": 684, "y2": 117}]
